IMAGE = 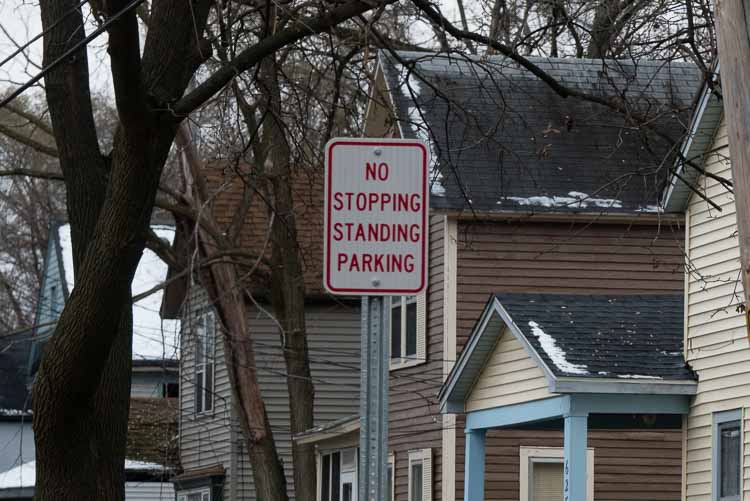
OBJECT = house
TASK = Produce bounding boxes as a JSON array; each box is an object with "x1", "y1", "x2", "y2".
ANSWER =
[
  {"x1": 0, "y1": 222, "x2": 180, "y2": 499},
  {"x1": 354, "y1": 51, "x2": 703, "y2": 501},
  {"x1": 660, "y1": 68, "x2": 750, "y2": 501},
  {"x1": 167, "y1": 165, "x2": 362, "y2": 500}
]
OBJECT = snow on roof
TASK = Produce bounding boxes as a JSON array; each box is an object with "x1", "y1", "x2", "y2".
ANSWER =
[
  {"x1": 528, "y1": 320, "x2": 589, "y2": 375},
  {"x1": 0, "y1": 459, "x2": 167, "y2": 490},
  {"x1": 500, "y1": 191, "x2": 623, "y2": 209},
  {"x1": 123, "y1": 459, "x2": 168, "y2": 471},
  {"x1": 0, "y1": 460, "x2": 34, "y2": 489},
  {"x1": 57, "y1": 224, "x2": 180, "y2": 361}
]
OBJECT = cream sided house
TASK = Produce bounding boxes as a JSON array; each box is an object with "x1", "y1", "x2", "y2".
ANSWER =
[{"x1": 661, "y1": 68, "x2": 750, "y2": 501}]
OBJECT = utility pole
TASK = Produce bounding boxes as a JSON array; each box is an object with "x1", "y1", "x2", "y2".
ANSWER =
[{"x1": 715, "y1": 0, "x2": 750, "y2": 310}]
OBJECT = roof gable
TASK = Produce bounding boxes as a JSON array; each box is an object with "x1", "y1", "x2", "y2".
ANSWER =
[
  {"x1": 662, "y1": 67, "x2": 723, "y2": 212},
  {"x1": 37, "y1": 224, "x2": 180, "y2": 361},
  {"x1": 464, "y1": 327, "x2": 552, "y2": 412},
  {"x1": 379, "y1": 51, "x2": 701, "y2": 214},
  {"x1": 440, "y1": 293, "x2": 696, "y2": 412}
]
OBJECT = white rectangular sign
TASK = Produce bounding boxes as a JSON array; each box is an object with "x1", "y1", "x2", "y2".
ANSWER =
[{"x1": 324, "y1": 138, "x2": 430, "y2": 295}]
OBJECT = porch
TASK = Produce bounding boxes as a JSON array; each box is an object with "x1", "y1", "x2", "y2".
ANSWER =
[{"x1": 439, "y1": 293, "x2": 697, "y2": 501}]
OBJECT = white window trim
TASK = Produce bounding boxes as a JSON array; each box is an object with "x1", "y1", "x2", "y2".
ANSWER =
[
  {"x1": 519, "y1": 446, "x2": 594, "y2": 501},
  {"x1": 712, "y1": 409, "x2": 743, "y2": 501},
  {"x1": 177, "y1": 487, "x2": 211, "y2": 501},
  {"x1": 390, "y1": 294, "x2": 426, "y2": 371},
  {"x1": 316, "y1": 447, "x2": 359, "y2": 501},
  {"x1": 388, "y1": 452, "x2": 395, "y2": 501},
  {"x1": 195, "y1": 311, "x2": 215, "y2": 415},
  {"x1": 408, "y1": 448, "x2": 432, "y2": 501}
]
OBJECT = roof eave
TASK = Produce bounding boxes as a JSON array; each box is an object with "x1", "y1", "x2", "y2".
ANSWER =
[
  {"x1": 439, "y1": 208, "x2": 684, "y2": 225},
  {"x1": 439, "y1": 296, "x2": 559, "y2": 413},
  {"x1": 551, "y1": 376, "x2": 697, "y2": 395},
  {"x1": 662, "y1": 64, "x2": 723, "y2": 212}
]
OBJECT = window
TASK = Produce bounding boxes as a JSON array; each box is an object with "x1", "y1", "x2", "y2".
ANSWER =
[
  {"x1": 49, "y1": 286, "x2": 57, "y2": 315},
  {"x1": 713, "y1": 409, "x2": 742, "y2": 501},
  {"x1": 163, "y1": 382, "x2": 179, "y2": 398},
  {"x1": 408, "y1": 449, "x2": 432, "y2": 501},
  {"x1": 390, "y1": 294, "x2": 426, "y2": 370},
  {"x1": 519, "y1": 447, "x2": 594, "y2": 501},
  {"x1": 195, "y1": 312, "x2": 215, "y2": 414},
  {"x1": 319, "y1": 448, "x2": 357, "y2": 501},
  {"x1": 177, "y1": 488, "x2": 210, "y2": 501}
]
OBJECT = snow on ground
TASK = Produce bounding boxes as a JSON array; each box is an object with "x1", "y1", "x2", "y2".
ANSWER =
[
  {"x1": 527, "y1": 320, "x2": 589, "y2": 375},
  {"x1": 616, "y1": 374, "x2": 662, "y2": 379},
  {"x1": 57, "y1": 224, "x2": 180, "y2": 360}
]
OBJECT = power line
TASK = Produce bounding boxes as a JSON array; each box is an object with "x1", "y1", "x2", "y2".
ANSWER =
[
  {"x1": 0, "y1": 0, "x2": 89, "y2": 72},
  {"x1": 0, "y1": 0, "x2": 146, "y2": 110}
]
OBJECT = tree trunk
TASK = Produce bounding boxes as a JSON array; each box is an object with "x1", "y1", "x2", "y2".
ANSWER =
[
  {"x1": 260, "y1": 57, "x2": 317, "y2": 501},
  {"x1": 176, "y1": 126, "x2": 290, "y2": 501},
  {"x1": 34, "y1": 0, "x2": 211, "y2": 498},
  {"x1": 715, "y1": 0, "x2": 750, "y2": 311}
]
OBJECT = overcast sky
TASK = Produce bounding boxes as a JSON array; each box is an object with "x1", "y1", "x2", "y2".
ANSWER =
[{"x1": 0, "y1": 0, "x2": 466, "y2": 104}]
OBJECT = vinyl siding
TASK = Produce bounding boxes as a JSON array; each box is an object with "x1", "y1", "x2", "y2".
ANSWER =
[
  {"x1": 124, "y1": 481, "x2": 175, "y2": 500},
  {"x1": 464, "y1": 328, "x2": 552, "y2": 412},
  {"x1": 179, "y1": 288, "x2": 361, "y2": 500},
  {"x1": 390, "y1": 214, "x2": 446, "y2": 501},
  {"x1": 453, "y1": 218, "x2": 685, "y2": 501},
  {"x1": 684, "y1": 116, "x2": 750, "y2": 501}
]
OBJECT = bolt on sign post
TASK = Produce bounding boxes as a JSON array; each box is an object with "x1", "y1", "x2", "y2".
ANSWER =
[{"x1": 324, "y1": 138, "x2": 430, "y2": 501}]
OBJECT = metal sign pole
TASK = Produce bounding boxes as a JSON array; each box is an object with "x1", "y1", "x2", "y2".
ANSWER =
[{"x1": 359, "y1": 295, "x2": 389, "y2": 501}]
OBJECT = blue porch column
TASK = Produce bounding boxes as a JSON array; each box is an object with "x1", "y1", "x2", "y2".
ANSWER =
[
  {"x1": 563, "y1": 413, "x2": 588, "y2": 501},
  {"x1": 464, "y1": 428, "x2": 486, "y2": 501}
]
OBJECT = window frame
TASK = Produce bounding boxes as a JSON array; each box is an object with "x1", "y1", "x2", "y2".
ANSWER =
[
  {"x1": 176, "y1": 487, "x2": 211, "y2": 501},
  {"x1": 194, "y1": 311, "x2": 215, "y2": 415},
  {"x1": 712, "y1": 409, "x2": 743, "y2": 501},
  {"x1": 519, "y1": 446, "x2": 594, "y2": 501},
  {"x1": 387, "y1": 452, "x2": 395, "y2": 501},
  {"x1": 317, "y1": 447, "x2": 358, "y2": 501},
  {"x1": 407, "y1": 448, "x2": 432, "y2": 501},
  {"x1": 389, "y1": 295, "x2": 425, "y2": 371}
]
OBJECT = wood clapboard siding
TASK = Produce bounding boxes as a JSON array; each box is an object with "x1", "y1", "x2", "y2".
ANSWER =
[
  {"x1": 180, "y1": 289, "x2": 361, "y2": 500},
  {"x1": 390, "y1": 214, "x2": 446, "y2": 501},
  {"x1": 685, "y1": 116, "x2": 750, "y2": 501},
  {"x1": 455, "y1": 220, "x2": 685, "y2": 350},
  {"x1": 465, "y1": 328, "x2": 552, "y2": 412},
  {"x1": 450, "y1": 218, "x2": 685, "y2": 501},
  {"x1": 455, "y1": 429, "x2": 683, "y2": 501}
]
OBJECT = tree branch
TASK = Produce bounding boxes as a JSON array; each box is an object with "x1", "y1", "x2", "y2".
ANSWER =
[
  {"x1": 0, "y1": 122, "x2": 58, "y2": 157},
  {"x1": 174, "y1": 0, "x2": 394, "y2": 117}
]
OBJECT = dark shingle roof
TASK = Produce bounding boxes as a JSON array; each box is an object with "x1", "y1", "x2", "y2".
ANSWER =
[
  {"x1": 381, "y1": 51, "x2": 702, "y2": 213},
  {"x1": 495, "y1": 293, "x2": 694, "y2": 380},
  {"x1": 0, "y1": 330, "x2": 31, "y2": 415}
]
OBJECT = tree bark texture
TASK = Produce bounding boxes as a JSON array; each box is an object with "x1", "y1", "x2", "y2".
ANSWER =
[
  {"x1": 33, "y1": 0, "x2": 211, "y2": 498},
  {"x1": 260, "y1": 56, "x2": 317, "y2": 501},
  {"x1": 715, "y1": 0, "x2": 750, "y2": 311}
]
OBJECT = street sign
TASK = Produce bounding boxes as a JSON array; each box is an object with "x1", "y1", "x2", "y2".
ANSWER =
[{"x1": 324, "y1": 138, "x2": 430, "y2": 295}]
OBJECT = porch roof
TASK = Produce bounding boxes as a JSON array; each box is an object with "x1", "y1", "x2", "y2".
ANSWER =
[{"x1": 440, "y1": 293, "x2": 696, "y2": 412}]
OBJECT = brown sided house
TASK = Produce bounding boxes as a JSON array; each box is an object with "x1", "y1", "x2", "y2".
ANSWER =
[{"x1": 353, "y1": 51, "x2": 703, "y2": 501}]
